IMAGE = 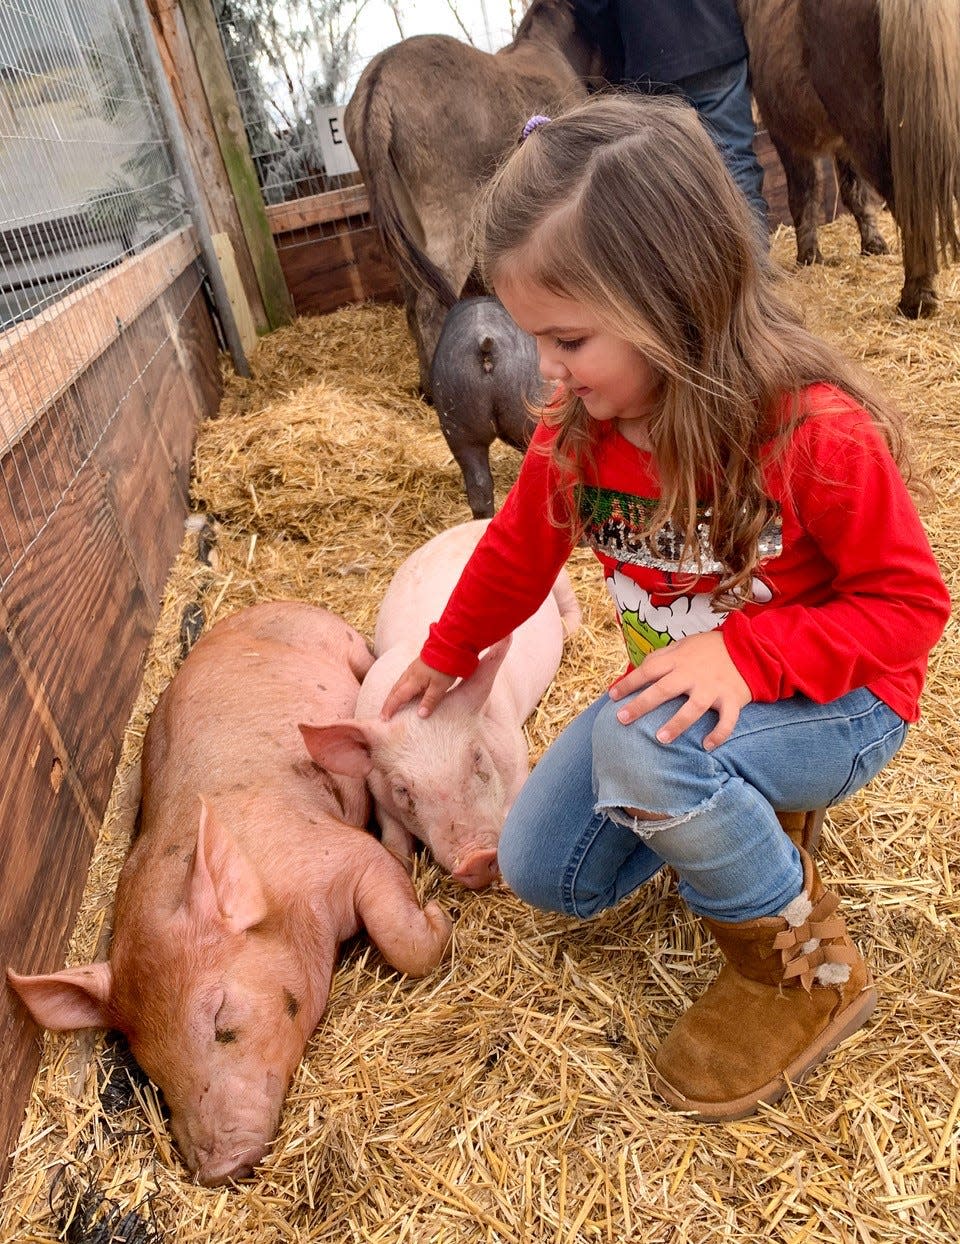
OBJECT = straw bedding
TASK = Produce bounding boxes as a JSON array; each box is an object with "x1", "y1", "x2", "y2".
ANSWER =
[{"x1": 2, "y1": 216, "x2": 959, "y2": 1243}]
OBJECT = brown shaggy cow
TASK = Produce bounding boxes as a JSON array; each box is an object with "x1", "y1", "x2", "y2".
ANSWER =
[
  {"x1": 344, "y1": 0, "x2": 602, "y2": 393},
  {"x1": 739, "y1": 0, "x2": 960, "y2": 317}
]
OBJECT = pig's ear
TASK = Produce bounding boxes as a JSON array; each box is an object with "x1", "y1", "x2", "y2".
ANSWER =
[
  {"x1": 299, "y1": 721, "x2": 381, "y2": 778},
  {"x1": 187, "y1": 797, "x2": 268, "y2": 934},
  {"x1": 7, "y1": 962, "x2": 113, "y2": 1030},
  {"x1": 449, "y1": 636, "x2": 511, "y2": 712}
]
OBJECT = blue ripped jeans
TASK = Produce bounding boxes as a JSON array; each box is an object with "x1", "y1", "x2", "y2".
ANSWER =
[{"x1": 498, "y1": 688, "x2": 907, "y2": 923}]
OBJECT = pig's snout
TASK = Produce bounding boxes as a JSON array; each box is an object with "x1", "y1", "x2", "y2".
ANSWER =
[
  {"x1": 452, "y1": 847, "x2": 499, "y2": 890},
  {"x1": 193, "y1": 1138, "x2": 268, "y2": 1187},
  {"x1": 172, "y1": 1075, "x2": 283, "y2": 1186}
]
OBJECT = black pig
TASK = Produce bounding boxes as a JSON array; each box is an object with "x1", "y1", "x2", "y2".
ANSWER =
[{"x1": 430, "y1": 298, "x2": 543, "y2": 518}]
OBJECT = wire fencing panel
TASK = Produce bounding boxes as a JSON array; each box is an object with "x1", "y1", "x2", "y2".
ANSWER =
[
  {"x1": 211, "y1": 2, "x2": 520, "y2": 206},
  {"x1": 212, "y1": 0, "x2": 364, "y2": 206},
  {"x1": 0, "y1": 0, "x2": 200, "y2": 587},
  {"x1": 210, "y1": 3, "x2": 524, "y2": 315}
]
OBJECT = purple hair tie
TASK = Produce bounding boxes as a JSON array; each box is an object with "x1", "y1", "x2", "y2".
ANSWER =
[{"x1": 520, "y1": 114, "x2": 551, "y2": 144}]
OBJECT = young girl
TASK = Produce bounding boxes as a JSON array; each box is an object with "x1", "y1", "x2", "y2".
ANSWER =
[{"x1": 381, "y1": 95, "x2": 950, "y2": 1121}]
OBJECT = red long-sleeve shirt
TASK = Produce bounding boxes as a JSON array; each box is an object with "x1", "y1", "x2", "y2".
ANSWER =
[{"x1": 422, "y1": 384, "x2": 950, "y2": 722}]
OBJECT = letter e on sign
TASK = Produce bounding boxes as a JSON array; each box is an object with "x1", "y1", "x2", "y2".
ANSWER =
[{"x1": 315, "y1": 104, "x2": 359, "y2": 177}]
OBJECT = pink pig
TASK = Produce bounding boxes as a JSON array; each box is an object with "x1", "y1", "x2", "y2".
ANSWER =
[
  {"x1": 301, "y1": 520, "x2": 581, "y2": 890},
  {"x1": 7, "y1": 603, "x2": 451, "y2": 1186}
]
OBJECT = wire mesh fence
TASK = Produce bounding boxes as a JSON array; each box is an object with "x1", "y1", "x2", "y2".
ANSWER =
[
  {"x1": 211, "y1": 1, "x2": 521, "y2": 207},
  {"x1": 212, "y1": 0, "x2": 365, "y2": 206},
  {"x1": 0, "y1": 0, "x2": 202, "y2": 588}
]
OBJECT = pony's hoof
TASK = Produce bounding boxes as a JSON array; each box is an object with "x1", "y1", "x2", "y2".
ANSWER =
[
  {"x1": 899, "y1": 288, "x2": 939, "y2": 318},
  {"x1": 860, "y1": 235, "x2": 889, "y2": 256}
]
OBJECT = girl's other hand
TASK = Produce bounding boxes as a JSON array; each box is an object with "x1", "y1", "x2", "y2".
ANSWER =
[
  {"x1": 380, "y1": 658, "x2": 457, "y2": 720},
  {"x1": 608, "y1": 630, "x2": 752, "y2": 750}
]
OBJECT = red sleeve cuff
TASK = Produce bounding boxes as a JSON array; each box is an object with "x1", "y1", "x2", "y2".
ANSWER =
[{"x1": 420, "y1": 623, "x2": 480, "y2": 680}]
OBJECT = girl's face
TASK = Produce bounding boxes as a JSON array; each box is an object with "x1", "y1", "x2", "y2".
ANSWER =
[{"x1": 495, "y1": 277, "x2": 659, "y2": 447}]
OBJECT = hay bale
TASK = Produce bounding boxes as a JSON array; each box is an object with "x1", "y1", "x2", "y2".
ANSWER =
[{"x1": 2, "y1": 215, "x2": 959, "y2": 1243}]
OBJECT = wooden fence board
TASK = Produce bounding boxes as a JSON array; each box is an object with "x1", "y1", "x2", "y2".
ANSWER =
[
  {"x1": 1, "y1": 462, "x2": 154, "y2": 815},
  {"x1": 0, "y1": 229, "x2": 199, "y2": 446},
  {"x1": 0, "y1": 256, "x2": 221, "y2": 1193},
  {"x1": 89, "y1": 335, "x2": 188, "y2": 607},
  {"x1": 179, "y1": 0, "x2": 294, "y2": 331},
  {"x1": 0, "y1": 629, "x2": 94, "y2": 1183},
  {"x1": 275, "y1": 224, "x2": 402, "y2": 317},
  {"x1": 147, "y1": 0, "x2": 268, "y2": 333},
  {"x1": 171, "y1": 275, "x2": 222, "y2": 422},
  {"x1": 0, "y1": 392, "x2": 87, "y2": 583},
  {"x1": 265, "y1": 184, "x2": 369, "y2": 234}
]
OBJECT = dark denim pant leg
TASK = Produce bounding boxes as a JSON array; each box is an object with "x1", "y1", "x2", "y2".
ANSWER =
[{"x1": 676, "y1": 57, "x2": 769, "y2": 231}]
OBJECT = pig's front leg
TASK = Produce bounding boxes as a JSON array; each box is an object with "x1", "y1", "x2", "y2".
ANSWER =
[
  {"x1": 354, "y1": 848, "x2": 453, "y2": 977},
  {"x1": 377, "y1": 808, "x2": 417, "y2": 871}
]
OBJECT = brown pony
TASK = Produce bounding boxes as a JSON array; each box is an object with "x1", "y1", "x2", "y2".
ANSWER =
[
  {"x1": 344, "y1": 0, "x2": 602, "y2": 391},
  {"x1": 739, "y1": 0, "x2": 960, "y2": 317}
]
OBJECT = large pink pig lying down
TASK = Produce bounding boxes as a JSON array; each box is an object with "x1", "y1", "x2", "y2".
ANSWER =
[
  {"x1": 303, "y1": 520, "x2": 581, "y2": 889},
  {"x1": 8, "y1": 603, "x2": 451, "y2": 1186}
]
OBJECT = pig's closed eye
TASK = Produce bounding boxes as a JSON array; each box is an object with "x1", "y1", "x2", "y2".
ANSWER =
[
  {"x1": 214, "y1": 996, "x2": 239, "y2": 1043},
  {"x1": 391, "y1": 781, "x2": 414, "y2": 812},
  {"x1": 473, "y1": 748, "x2": 491, "y2": 784}
]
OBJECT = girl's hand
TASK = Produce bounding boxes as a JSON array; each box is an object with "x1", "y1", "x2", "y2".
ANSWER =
[
  {"x1": 608, "y1": 630, "x2": 751, "y2": 750},
  {"x1": 380, "y1": 658, "x2": 457, "y2": 720}
]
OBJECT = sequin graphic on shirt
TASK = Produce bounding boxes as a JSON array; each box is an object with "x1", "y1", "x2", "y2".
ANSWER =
[
  {"x1": 607, "y1": 567, "x2": 727, "y2": 666},
  {"x1": 577, "y1": 484, "x2": 783, "y2": 573},
  {"x1": 576, "y1": 485, "x2": 780, "y2": 668}
]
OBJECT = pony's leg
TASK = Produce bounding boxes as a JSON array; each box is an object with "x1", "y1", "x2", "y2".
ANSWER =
[
  {"x1": 415, "y1": 209, "x2": 476, "y2": 390},
  {"x1": 897, "y1": 229, "x2": 939, "y2": 319},
  {"x1": 408, "y1": 283, "x2": 450, "y2": 398},
  {"x1": 880, "y1": 161, "x2": 941, "y2": 319},
  {"x1": 771, "y1": 135, "x2": 823, "y2": 265},
  {"x1": 399, "y1": 279, "x2": 435, "y2": 398},
  {"x1": 834, "y1": 154, "x2": 888, "y2": 256}
]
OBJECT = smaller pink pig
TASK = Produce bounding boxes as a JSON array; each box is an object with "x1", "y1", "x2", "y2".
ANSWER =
[
  {"x1": 7, "y1": 602, "x2": 451, "y2": 1186},
  {"x1": 302, "y1": 520, "x2": 580, "y2": 890}
]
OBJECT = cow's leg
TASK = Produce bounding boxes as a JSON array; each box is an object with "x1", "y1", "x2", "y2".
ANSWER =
[
  {"x1": 771, "y1": 135, "x2": 823, "y2": 265},
  {"x1": 833, "y1": 154, "x2": 888, "y2": 256}
]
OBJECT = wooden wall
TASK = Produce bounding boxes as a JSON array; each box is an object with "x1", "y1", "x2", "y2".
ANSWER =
[
  {"x1": 0, "y1": 234, "x2": 221, "y2": 1192},
  {"x1": 266, "y1": 184, "x2": 402, "y2": 317}
]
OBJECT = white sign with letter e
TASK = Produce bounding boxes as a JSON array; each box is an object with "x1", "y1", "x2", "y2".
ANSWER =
[{"x1": 315, "y1": 104, "x2": 359, "y2": 177}]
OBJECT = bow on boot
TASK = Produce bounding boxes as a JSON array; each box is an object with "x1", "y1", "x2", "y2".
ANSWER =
[{"x1": 652, "y1": 848, "x2": 876, "y2": 1121}]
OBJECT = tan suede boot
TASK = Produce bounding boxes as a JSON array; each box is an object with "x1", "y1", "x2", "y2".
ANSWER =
[
  {"x1": 651, "y1": 848, "x2": 875, "y2": 1121},
  {"x1": 775, "y1": 807, "x2": 826, "y2": 855}
]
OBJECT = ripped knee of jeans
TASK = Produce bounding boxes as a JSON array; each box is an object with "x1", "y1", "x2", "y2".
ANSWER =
[
  {"x1": 602, "y1": 804, "x2": 674, "y2": 836},
  {"x1": 598, "y1": 786, "x2": 725, "y2": 838}
]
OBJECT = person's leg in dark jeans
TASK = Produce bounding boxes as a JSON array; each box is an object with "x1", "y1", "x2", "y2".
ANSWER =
[{"x1": 676, "y1": 57, "x2": 769, "y2": 235}]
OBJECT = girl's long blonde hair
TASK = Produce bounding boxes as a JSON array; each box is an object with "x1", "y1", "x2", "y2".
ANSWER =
[{"x1": 475, "y1": 93, "x2": 911, "y2": 606}]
